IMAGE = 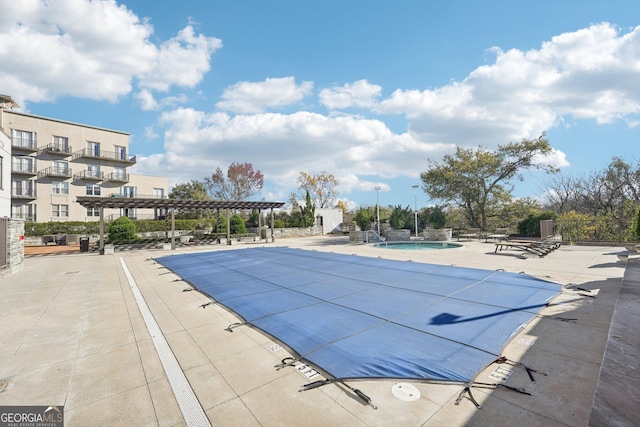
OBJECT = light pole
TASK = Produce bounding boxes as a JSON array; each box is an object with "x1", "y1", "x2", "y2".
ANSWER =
[
  {"x1": 412, "y1": 185, "x2": 419, "y2": 238},
  {"x1": 374, "y1": 186, "x2": 381, "y2": 237}
]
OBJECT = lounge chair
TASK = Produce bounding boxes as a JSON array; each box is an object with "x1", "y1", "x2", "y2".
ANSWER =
[
  {"x1": 494, "y1": 236, "x2": 561, "y2": 257},
  {"x1": 486, "y1": 228, "x2": 509, "y2": 241},
  {"x1": 458, "y1": 228, "x2": 481, "y2": 241}
]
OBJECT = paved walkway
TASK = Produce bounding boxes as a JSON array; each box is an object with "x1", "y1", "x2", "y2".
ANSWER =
[{"x1": 1, "y1": 237, "x2": 635, "y2": 426}]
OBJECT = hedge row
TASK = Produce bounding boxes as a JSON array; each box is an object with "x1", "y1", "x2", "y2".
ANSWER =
[{"x1": 24, "y1": 218, "x2": 221, "y2": 237}]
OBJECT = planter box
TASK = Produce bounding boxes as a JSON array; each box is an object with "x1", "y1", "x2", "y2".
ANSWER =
[
  {"x1": 386, "y1": 229, "x2": 411, "y2": 241},
  {"x1": 423, "y1": 228, "x2": 452, "y2": 241}
]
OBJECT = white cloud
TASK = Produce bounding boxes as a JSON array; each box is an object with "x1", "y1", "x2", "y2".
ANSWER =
[
  {"x1": 378, "y1": 22, "x2": 640, "y2": 147},
  {"x1": 0, "y1": 0, "x2": 220, "y2": 104},
  {"x1": 319, "y1": 79, "x2": 382, "y2": 109},
  {"x1": 134, "y1": 107, "x2": 445, "y2": 194},
  {"x1": 215, "y1": 77, "x2": 313, "y2": 114}
]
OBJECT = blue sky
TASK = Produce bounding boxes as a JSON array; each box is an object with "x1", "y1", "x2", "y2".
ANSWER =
[{"x1": 2, "y1": 0, "x2": 640, "y2": 210}]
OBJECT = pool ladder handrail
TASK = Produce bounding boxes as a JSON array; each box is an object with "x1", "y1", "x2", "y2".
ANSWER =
[{"x1": 365, "y1": 230, "x2": 387, "y2": 246}]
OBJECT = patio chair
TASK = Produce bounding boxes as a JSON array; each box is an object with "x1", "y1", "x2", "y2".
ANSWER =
[
  {"x1": 457, "y1": 228, "x2": 481, "y2": 241},
  {"x1": 494, "y1": 235, "x2": 561, "y2": 257},
  {"x1": 486, "y1": 228, "x2": 509, "y2": 241}
]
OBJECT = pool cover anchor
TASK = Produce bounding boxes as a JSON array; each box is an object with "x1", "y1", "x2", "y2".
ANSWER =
[
  {"x1": 455, "y1": 386, "x2": 481, "y2": 409},
  {"x1": 274, "y1": 357, "x2": 298, "y2": 370},
  {"x1": 225, "y1": 322, "x2": 245, "y2": 332},
  {"x1": 495, "y1": 356, "x2": 546, "y2": 382},
  {"x1": 300, "y1": 378, "x2": 378, "y2": 410}
]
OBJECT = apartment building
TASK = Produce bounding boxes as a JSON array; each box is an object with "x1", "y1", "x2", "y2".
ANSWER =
[{"x1": 1, "y1": 94, "x2": 168, "y2": 222}]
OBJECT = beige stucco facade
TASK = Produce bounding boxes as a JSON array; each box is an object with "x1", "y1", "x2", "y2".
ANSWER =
[{"x1": 1, "y1": 95, "x2": 168, "y2": 223}]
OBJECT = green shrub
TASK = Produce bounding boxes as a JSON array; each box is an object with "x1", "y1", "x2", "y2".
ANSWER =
[
  {"x1": 108, "y1": 217, "x2": 137, "y2": 243},
  {"x1": 353, "y1": 207, "x2": 373, "y2": 231},
  {"x1": 427, "y1": 206, "x2": 446, "y2": 229},
  {"x1": 230, "y1": 214, "x2": 247, "y2": 234},
  {"x1": 517, "y1": 212, "x2": 557, "y2": 236}
]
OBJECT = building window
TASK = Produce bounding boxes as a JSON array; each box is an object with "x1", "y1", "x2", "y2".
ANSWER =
[
  {"x1": 52, "y1": 180, "x2": 69, "y2": 195},
  {"x1": 114, "y1": 167, "x2": 127, "y2": 181},
  {"x1": 52, "y1": 135, "x2": 69, "y2": 151},
  {"x1": 121, "y1": 186, "x2": 136, "y2": 198},
  {"x1": 12, "y1": 204, "x2": 37, "y2": 221},
  {"x1": 52, "y1": 204, "x2": 69, "y2": 217},
  {"x1": 87, "y1": 207, "x2": 100, "y2": 217},
  {"x1": 115, "y1": 145, "x2": 127, "y2": 160},
  {"x1": 86, "y1": 183, "x2": 101, "y2": 196},
  {"x1": 87, "y1": 163, "x2": 100, "y2": 179},
  {"x1": 12, "y1": 129, "x2": 37, "y2": 149},
  {"x1": 153, "y1": 188, "x2": 164, "y2": 199},
  {"x1": 87, "y1": 141, "x2": 100, "y2": 157},
  {"x1": 53, "y1": 160, "x2": 69, "y2": 175},
  {"x1": 12, "y1": 156, "x2": 35, "y2": 173}
]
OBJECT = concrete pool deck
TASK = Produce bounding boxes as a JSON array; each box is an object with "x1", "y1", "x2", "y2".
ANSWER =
[{"x1": 1, "y1": 236, "x2": 638, "y2": 426}]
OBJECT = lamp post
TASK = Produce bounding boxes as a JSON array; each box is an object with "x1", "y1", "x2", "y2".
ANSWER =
[
  {"x1": 374, "y1": 186, "x2": 381, "y2": 237},
  {"x1": 412, "y1": 185, "x2": 419, "y2": 238}
]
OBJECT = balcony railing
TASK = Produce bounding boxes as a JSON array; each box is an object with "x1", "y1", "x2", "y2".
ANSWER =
[
  {"x1": 72, "y1": 148, "x2": 136, "y2": 165},
  {"x1": 38, "y1": 166, "x2": 72, "y2": 179},
  {"x1": 11, "y1": 163, "x2": 37, "y2": 176},
  {"x1": 11, "y1": 213, "x2": 37, "y2": 221},
  {"x1": 73, "y1": 170, "x2": 104, "y2": 181},
  {"x1": 11, "y1": 137, "x2": 38, "y2": 152},
  {"x1": 105, "y1": 172, "x2": 129, "y2": 183},
  {"x1": 12, "y1": 187, "x2": 37, "y2": 199},
  {"x1": 40, "y1": 143, "x2": 72, "y2": 156}
]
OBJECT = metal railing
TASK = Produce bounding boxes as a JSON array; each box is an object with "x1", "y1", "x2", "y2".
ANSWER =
[
  {"x1": 73, "y1": 170, "x2": 104, "y2": 181},
  {"x1": 12, "y1": 187, "x2": 37, "y2": 199},
  {"x1": 38, "y1": 166, "x2": 72, "y2": 179},
  {"x1": 11, "y1": 163, "x2": 37, "y2": 175},
  {"x1": 41, "y1": 143, "x2": 72, "y2": 156},
  {"x1": 72, "y1": 148, "x2": 136, "y2": 164},
  {"x1": 11, "y1": 137, "x2": 37, "y2": 151},
  {"x1": 365, "y1": 230, "x2": 387, "y2": 246},
  {"x1": 104, "y1": 172, "x2": 129, "y2": 183}
]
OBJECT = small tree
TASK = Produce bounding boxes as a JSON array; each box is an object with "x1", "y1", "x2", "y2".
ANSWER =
[
  {"x1": 353, "y1": 207, "x2": 373, "y2": 231},
  {"x1": 230, "y1": 214, "x2": 247, "y2": 234},
  {"x1": 428, "y1": 206, "x2": 447, "y2": 229},
  {"x1": 204, "y1": 162, "x2": 264, "y2": 201},
  {"x1": 636, "y1": 208, "x2": 640, "y2": 240},
  {"x1": 108, "y1": 216, "x2": 137, "y2": 243},
  {"x1": 300, "y1": 191, "x2": 316, "y2": 227}
]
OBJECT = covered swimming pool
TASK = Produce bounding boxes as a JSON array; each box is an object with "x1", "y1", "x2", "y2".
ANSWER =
[{"x1": 155, "y1": 247, "x2": 561, "y2": 385}]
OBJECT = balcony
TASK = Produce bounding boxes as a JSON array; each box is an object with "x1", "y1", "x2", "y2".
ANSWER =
[
  {"x1": 12, "y1": 186, "x2": 37, "y2": 200},
  {"x1": 11, "y1": 137, "x2": 38, "y2": 153},
  {"x1": 105, "y1": 172, "x2": 129, "y2": 183},
  {"x1": 11, "y1": 163, "x2": 37, "y2": 176},
  {"x1": 11, "y1": 212, "x2": 37, "y2": 221},
  {"x1": 40, "y1": 143, "x2": 72, "y2": 157},
  {"x1": 73, "y1": 170, "x2": 104, "y2": 181},
  {"x1": 72, "y1": 148, "x2": 136, "y2": 165},
  {"x1": 38, "y1": 166, "x2": 72, "y2": 179}
]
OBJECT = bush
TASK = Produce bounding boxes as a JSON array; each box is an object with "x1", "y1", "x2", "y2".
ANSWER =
[
  {"x1": 353, "y1": 207, "x2": 373, "y2": 231},
  {"x1": 517, "y1": 212, "x2": 557, "y2": 236},
  {"x1": 230, "y1": 214, "x2": 247, "y2": 234},
  {"x1": 108, "y1": 216, "x2": 138, "y2": 243},
  {"x1": 427, "y1": 206, "x2": 446, "y2": 229}
]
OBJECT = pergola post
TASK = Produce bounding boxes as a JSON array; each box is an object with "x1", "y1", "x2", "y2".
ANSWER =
[
  {"x1": 226, "y1": 209, "x2": 231, "y2": 245},
  {"x1": 270, "y1": 208, "x2": 275, "y2": 242},
  {"x1": 170, "y1": 207, "x2": 175, "y2": 250},
  {"x1": 258, "y1": 209, "x2": 262, "y2": 241},
  {"x1": 99, "y1": 207, "x2": 105, "y2": 255}
]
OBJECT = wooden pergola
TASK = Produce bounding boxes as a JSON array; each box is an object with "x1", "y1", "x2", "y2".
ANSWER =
[{"x1": 76, "y1": 196, "x2": 285, "y2": 254}]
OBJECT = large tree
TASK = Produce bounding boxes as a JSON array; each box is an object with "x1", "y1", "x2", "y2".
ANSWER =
[
  {"x1": 168, "y1": 180, "x2": 210, "y2": 219},
  {"x1": 204, "y1": 162, "x2": 264, "y2": 201},
  {"x1": 297, "y1": 171, "x2": 339, "y2": 208},
  {"x1": 420, "y1": 135, "x2": 557, "y2": 229}
]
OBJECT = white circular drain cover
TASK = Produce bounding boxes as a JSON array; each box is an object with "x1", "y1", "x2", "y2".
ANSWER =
[{"x1": 391, "y1": 383, "x2": 421, "y2": 401}]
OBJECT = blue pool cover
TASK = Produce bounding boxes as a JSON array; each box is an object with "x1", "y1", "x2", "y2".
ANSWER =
[{"x1": 155, "y1": 247, "x2": 561, "y2": 383}]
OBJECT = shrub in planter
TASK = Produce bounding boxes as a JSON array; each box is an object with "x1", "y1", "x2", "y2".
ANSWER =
[{"x1": 108, "y1": 216, "x2": 138, "y2": 243}]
